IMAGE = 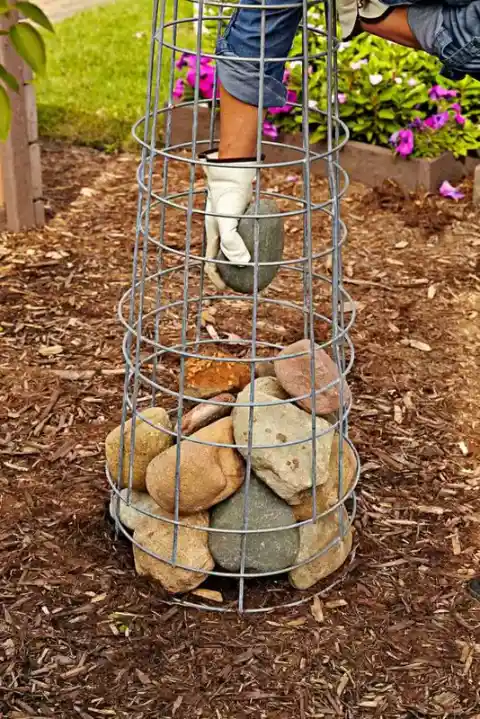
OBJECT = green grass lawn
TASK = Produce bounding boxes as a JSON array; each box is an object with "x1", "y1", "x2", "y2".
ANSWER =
[{"x1": 37, "y1": 0, "x2": 195, "y2": 150}]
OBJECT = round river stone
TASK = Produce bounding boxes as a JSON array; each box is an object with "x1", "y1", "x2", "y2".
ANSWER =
[
  {"x1": 209, "y1": 475, "x2": 299, "y2": 573},
  {"x1": 216, "y1": 199, "x2": 284, "y2": 294}
]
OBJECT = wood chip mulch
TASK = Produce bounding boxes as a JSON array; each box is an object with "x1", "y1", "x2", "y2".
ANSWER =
[{"x1": 0, "y1": 141, "x2": 479, "y2": 719}]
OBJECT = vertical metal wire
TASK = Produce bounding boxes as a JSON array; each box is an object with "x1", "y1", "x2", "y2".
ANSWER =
[
  {"x1": 325, "y1": 0, "x2": 345, "y2": 534},
  {"x1": 171, "y1": 0, "x2": 207, "y2": 563},
  {"x1": 116, "y1": 0, "x2": 161, "y2": 529},
  {"x1": 237, "y1": 5, "x2": 267, "y2": 613},
  {"x1": 152, "y1": 0, "x2": 182, "y2": 401},
  {"x1": 300, "y1": 5, "x2": 318, "y2": 523}
]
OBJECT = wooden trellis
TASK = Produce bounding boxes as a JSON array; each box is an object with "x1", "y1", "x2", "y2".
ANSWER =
[{"x1": 0, "y1": 16, "x2": 44, "y2": 233}]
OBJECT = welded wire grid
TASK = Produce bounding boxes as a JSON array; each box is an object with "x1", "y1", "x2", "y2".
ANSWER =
[{"x1": 107, "y1": 0, "x2": 358, "y2": 613}]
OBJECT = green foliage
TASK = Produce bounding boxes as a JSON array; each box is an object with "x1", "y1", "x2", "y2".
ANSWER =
[
  {"x1": 36, "y1": 0, "x2": 195, "y2": 150},
  {"x1": 0, "y1": 0, "x2": 53, "y2": 141},
  {"x1": 281, "y1": 8, "x2": 480, "y2": 158}
]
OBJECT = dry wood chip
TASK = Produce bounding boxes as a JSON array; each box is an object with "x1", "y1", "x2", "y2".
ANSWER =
[
  {"x1": 406, "y1": 339, "x2": 432, "y2": 352},
  {"x1": 39, "y1": 345, "x2": 64, "y2": 357},
  {"x1": 417, "y1": 505, "x2": 445, "y2": 515},
  {"x1": 191, "y1": 589, "x2": 223, "y2": 603},
  {"x1": 325, "y1": 599, "x2": 348, "y2": 609},
  {"x1": 336, "y1": 673, "x2": 350, "y2": 697},
  {"x1": 310, "y1": 595, "x2": 324, "y2": 623}
]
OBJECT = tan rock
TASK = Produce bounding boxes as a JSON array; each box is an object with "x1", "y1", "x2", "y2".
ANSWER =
[
  {"x1": 146, "y1": 417, "x2": 244, "y2": 514},
  {"x1": 274, "y1": 339, "x2": 351, "y2": 415},
  {"x1": 133, "y1": 511, "x2": 214, "y2": 593},
  {"x1": 293, "y1": 436, "x2": 357, "y2": 521},
  {"x1": 179, "y1": 393, "x2": 235, "y2": 436},
  {"x1": 184, "y1": 348, "x2": 251, "y2": 399},
  {"x1": 232, "y1": 377, "x2": 334, "y2": 504},
  {"x1": 289, "y1": 509, "x2": 353, "y2": 590},
  {"x1": 105, "y1": 407, "x2": 173, "y2": 491}
]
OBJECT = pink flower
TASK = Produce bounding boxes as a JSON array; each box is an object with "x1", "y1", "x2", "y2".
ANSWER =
[
  {"x1": 337, "y1": 93, "x2": 347, "y2": 104},
  {"x1": 263, "y1": 120, "x2": 278, "y2": 140},
  {"x1": 439, "y1": 180, "x2": 464, "y2": 200},
  {"x1": 186, "y1": 62, "x2": 215, "y2": 99},
  {"x1": 428, "y1": 85, "x2": 458, "y2": 101},
  {"x1": 283, "y1": 69, "x2": 291, "y2": 84},
  {"x1": 269, "y1": 89, "x2": 298, "y2": 115},
  {"x1": 173, "y1": 78, "x2": 184, "y2": 99},
  {"x1": 450, "y1": 103, "x2": 466, "y2": 125},
  {"x1": 424, "y1": 111, "x2": 449, "y2": 130},
  {"x1": 391, "y1": 128, "x2": 414, "y2": 157}
]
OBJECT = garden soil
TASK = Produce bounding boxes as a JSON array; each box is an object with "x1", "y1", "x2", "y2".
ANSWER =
[{"x1": 0, "y1": 142, "x2": 479, "y2": 718}]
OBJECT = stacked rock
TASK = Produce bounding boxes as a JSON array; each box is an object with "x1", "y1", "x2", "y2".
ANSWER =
[{"x1": 106, "y1": 340, "x2": 356, "y2": 595}]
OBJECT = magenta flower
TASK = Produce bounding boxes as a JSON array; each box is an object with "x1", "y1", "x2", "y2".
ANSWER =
[
  {"x1": 391, "y1": 128, "x2": 414, "y2": 157},
  {"x1": 263, "y1": 120, "x2": 278, "y2": 140},
  {"x1": 173, "y1": 78, "x2": 185, "y2": 99},
  {"x1": 283, "y1": 69, "x2": 291, "y2": 84},
  {"x1": 424, "y1": 111, "x2": 449, "y2": 130},
  {"x1": 439, "y1": 180, "x2": 464, "y2": 200},
  {"x1": 269, "y1": 89, "x2": 298, "y2": 115},
  {"x1": 428, "y1": 85, "x2": 458, "y2": 101},
  {"x1": 450, "y1": 102, "x2": 466, "y2": 125},
  {"x1": 337, "y1": 93, "x2": 347, "y2": 104},
  {"x1": 186, "y1": 62, "x2": 215, "y2": 99}
]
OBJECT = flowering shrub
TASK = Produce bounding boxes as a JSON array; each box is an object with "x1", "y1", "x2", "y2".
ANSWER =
[{"x1": 389, "y1": 85, "x2": 478, "y2": 159}]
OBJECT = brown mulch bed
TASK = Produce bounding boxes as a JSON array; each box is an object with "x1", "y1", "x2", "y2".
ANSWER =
[{"x1": 1, "y1": 142, "x2": 479, "y2": 719}]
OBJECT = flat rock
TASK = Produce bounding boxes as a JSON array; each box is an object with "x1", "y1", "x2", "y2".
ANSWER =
[
  {"x1": 146, "y1": 417, "x2": 244, "y2": 514},
  {"x1": 105, "y1": 407, "x2": 173, "y2": 491},
  {"x1": 185, "y1": 349, "x2": 250, "y2": 399},
  {"x1": 274, "y1": 339, "x2": 351, "y2": 415},
  {"x1": 232, "y1": 377, "x2": 334, "y2": 504},
  {"x1": 289, "y1": 509, "x2": 353, "y2": 589},
  {"x1": 217, "y1": 199, "x2": 284, "y2": 294},
  {"x1": 109, "y1": 488, "x2": 165, "y2": 531},
  {"x1": 293, "y1": 436, "x2": 357, "y2": 521},
  {"x1": 133, "y1": 511, "x2": 213, "y2": 593},
  {"x1": 179, "y1": 393, "x2": 235, "y2": 436},
  {"x1": 209, "y1": 475, "x2": 299, "y2": 572}
]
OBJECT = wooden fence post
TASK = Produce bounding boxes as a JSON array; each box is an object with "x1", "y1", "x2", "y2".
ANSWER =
[{"x1": 0, "y1": 14, "x2": 45, "y2": 232}]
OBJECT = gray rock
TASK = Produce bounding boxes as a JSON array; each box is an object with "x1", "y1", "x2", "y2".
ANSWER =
[
  {"x1": 209, "y1": 475, "x2": 299, "y2": 573},
  {"x1": 109, "y1": 488, "x2": 164, "y2": 531},
  {"x1": 232, "y1": 377, "x2": 334, "y2": 504},
  {"x1": 217, "y1": 199, "x2": 284, "y2": 294}
]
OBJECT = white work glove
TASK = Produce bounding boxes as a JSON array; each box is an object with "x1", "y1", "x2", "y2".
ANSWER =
[{"x1": 200, "y1": 150, "x2": 258, "y2": 290}]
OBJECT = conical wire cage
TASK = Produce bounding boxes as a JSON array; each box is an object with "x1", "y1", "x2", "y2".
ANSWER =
[{"x1": 106, "y1": 0, "x2": 359, "y2": 613}]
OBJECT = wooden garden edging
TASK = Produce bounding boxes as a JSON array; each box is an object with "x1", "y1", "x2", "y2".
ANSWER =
[{"x1": 0, "y1": 14, "x2": 44, "y2": 233}]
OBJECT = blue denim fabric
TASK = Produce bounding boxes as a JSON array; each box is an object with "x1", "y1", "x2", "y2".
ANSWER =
[
  {"x1": 216, "y1": 0, "x2": 301, "y2": 107},
  {"x1": 216, "y1": 0, "x2": 480, "y2": 102}
]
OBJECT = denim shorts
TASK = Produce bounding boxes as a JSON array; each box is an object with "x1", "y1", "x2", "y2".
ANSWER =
[{"x1": 216, "y1": 0, "x2": 480, "y2": 107}]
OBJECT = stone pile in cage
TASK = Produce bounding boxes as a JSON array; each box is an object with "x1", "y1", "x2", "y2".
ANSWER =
[{"x1": 106, "y1": 338, "x2": 357, "y2": 597}]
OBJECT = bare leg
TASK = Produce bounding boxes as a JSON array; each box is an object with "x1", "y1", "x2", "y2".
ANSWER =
[
  {"x1": 360, "y1": 7, "x2": 420, "y2": 48},
  {"x1": 218, "y1": 85, "x2": 264, "y2": 160}
]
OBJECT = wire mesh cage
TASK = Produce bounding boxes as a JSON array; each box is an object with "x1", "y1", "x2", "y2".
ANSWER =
[{"x1": 106, "y1": 0, "x2": 359, "y2": 613}]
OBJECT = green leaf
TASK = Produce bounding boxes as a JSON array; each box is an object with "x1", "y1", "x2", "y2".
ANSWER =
[
  {"x1": 378, "y1": 108, "x2": 396, "y2": 120},
  {"x1": 0, "y1": 64, "x2": 19, "y2": 91},
  {"x1": 0, "y1": 83, "x2": 11, "y2": 141},
  {"x1": 0, "y1": 0, "x2": 9, "y2": 15},
  {"x1": 15, "y1": 1, "x2": 54, "y2": 32},
  {"x1": 9, "y1": 22, "x2": 46, "y2": 74}
]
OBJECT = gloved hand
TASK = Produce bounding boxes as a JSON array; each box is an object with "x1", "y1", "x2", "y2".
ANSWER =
[{"x1": 200, "y1": 150, "x2": 258, "y2": 290}]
